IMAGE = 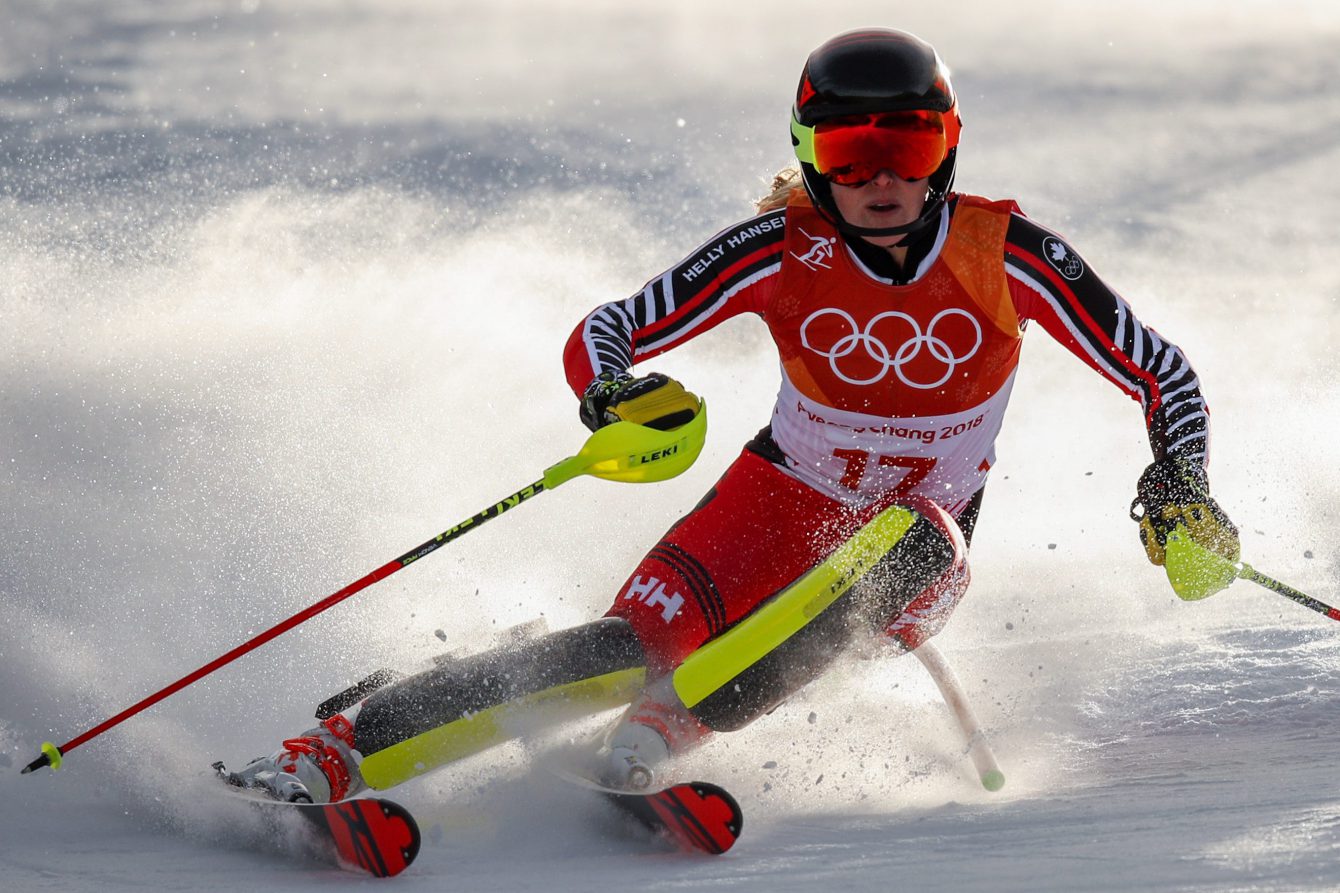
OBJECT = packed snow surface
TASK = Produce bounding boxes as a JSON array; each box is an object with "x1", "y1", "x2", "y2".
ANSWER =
[{"x1": 3, "y1": 2, "x2": 1340, "y2": 890}]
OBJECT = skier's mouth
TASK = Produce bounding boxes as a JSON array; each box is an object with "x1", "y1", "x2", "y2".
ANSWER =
[{"x1": 867, "y1": 202, "x2": 901, "y2": 214}]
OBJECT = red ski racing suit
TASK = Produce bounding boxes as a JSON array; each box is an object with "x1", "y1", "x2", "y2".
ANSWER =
[
  {"x1": 232, "y1": 190, "x2": 1214, "y2": 798},
  {"x1": 564, "y1": 190, "x2": 1209, "y2": 740}
]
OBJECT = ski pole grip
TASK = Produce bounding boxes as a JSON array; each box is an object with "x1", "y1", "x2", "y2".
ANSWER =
[{"x1": 21, "y1": 742, "x2": 63, "y2": 775}]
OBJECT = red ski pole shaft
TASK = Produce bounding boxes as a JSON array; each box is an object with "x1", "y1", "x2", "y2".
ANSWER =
[
  {"x1": 21, "y1": 407, "x2": 711, "y2": 776},
  {"x1": 21, "y1": 479, "x2": 546, "y2": 775}
]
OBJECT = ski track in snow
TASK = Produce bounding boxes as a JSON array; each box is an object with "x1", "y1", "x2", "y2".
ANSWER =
[{"x1": 3, "y1": 2, "x2": 1340, "y2": 891}]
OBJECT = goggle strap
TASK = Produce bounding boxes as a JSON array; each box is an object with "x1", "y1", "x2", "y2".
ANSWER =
[{"x1": 790, "y1": 117, "x2": 817, "y2": 165}]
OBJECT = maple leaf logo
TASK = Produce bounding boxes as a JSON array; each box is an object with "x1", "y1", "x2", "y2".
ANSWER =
[{"x1": 1042, "y1": 236, "x2": 1084, "y2": 280}]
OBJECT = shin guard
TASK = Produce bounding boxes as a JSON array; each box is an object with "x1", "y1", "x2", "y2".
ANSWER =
[
  {"x1": 353, "y1": 617, "x2": 646, "y2": 789},
  {"x1": 672, "y1": 499, "x2": 958, "y2": 731}
]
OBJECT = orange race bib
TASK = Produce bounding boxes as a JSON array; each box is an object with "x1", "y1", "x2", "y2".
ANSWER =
[{"x1": 764, "y1": 194, "x2": 1023, "y2": 512}]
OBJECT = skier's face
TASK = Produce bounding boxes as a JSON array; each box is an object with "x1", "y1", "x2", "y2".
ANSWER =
[{"x1": 830, "y1": 171, "x2": 929, "y2": 249}]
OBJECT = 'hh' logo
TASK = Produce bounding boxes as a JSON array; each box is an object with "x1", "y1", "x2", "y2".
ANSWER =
[
  {"x1": 622, "y1": 575, "x2": 685, "y2": 623},
  {"x1": 791, "y1": 227, "x2": 837, "y2": 270}
]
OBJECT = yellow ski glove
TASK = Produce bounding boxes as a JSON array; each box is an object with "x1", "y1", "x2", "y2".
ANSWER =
[
  {"x1": 1131, "y1": 457, "x2": 1240, "y2": 600},
  {"x1": 580, "y1": 372, "x2": 701, "y2": 432}
]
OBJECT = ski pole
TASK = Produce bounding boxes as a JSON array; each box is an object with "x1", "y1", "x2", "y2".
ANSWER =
[
  {"x1": 1236, "y1": 562, "x2": 1340, "y2": 622},
  {"x1": 1162, "y1": 524, "x2": 1339, "y2": 620},
  {"x1": 912, "y1": 641, "x2": 1005, "y2": 792},
  {"x1": 21, "y1": 407, "x2": 707, "y2": 776}
]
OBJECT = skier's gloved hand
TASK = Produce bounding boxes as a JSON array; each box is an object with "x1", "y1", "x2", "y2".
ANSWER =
[
  {"x1": 580, "y1": 371, "x2": 700, "y2": 433},
  {"x1": 1130, "y1": 457, "x2": 1240, "y2": 594}
]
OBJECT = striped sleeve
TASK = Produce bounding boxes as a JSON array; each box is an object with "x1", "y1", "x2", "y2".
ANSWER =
[
  {"x1": 563, "y1": 209, "x2": 787, "y2": 394},
  {"x1": 1004, "y1": 213, "x2": 1210, "y2": 465}
]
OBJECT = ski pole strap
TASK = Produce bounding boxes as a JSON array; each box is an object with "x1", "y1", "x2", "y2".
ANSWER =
[{"x1": 1238, "y1": 563, "x2": 1340, "y2": 622}]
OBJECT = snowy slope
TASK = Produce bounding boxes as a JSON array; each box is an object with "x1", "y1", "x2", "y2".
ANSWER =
[{"x1": 3, "y1": 2, "x2": 1340, "y2": 890}]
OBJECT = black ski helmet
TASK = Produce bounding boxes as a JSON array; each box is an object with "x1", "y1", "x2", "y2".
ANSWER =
[{"x1": 792, "y1": 28, "x2": 961, "y2": 240}]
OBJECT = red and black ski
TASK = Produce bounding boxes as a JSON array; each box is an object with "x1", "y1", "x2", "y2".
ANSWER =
[
  {"x1": 603, "y1": 782, "x2": 743, "y2": 855},
  {"x1": 224, "y1": 791, "x2": 421, "y2": 878},
  {"x1": 551, "y1": 766, "x2": 743, "y2": 854},
  {"x1": 293, "y1": 797, "x2": 421, "y2": 877}
]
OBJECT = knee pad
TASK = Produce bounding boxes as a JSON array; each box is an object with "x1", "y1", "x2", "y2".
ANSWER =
[{"x1": 861, "y1": 494, "x2": 968, "y2": 641}]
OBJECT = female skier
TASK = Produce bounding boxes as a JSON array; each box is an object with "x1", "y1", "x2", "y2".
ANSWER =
[{"x1": 222, "y1": 27, "x2": 1240, "y2": 803}]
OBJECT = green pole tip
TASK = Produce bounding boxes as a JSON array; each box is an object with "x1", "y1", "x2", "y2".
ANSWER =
[{"x1": 980, "y1": 769, "x2": 1006, "y2": 792}]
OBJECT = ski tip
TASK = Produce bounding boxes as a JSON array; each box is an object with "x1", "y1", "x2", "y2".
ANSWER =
[
  {"x1": 324, "y1": 798, "x2": 421, "y2": 878},
  {"x1": 980, "y1": 769, "x2": 1006, "y2": 792},
  {"x1": 641, "y1": 781, "x2": 742, "y2": 855},
  {"x1": 21, "y1": 742, "x2": 62, "y2": 775}
]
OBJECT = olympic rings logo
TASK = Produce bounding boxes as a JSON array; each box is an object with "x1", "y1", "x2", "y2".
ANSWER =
[{"x1": 799, "y1": 307, "x2": 983, "y2": 389}]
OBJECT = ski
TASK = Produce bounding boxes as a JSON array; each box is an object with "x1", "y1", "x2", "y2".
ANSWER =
[
  {"x1": 557, "y1": 771, "x2": 743, "y2": 854},
  {"x1": 605, "y1": 781, "x2": 743, "y2": 855},
  {"x1": 218, "y1": 785, "x2": 421, "y2": 878}
]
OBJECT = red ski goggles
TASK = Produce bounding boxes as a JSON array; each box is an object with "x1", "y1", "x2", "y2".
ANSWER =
[{"x1": 792, "y1": 109, "x2": 960, "y2": 186}]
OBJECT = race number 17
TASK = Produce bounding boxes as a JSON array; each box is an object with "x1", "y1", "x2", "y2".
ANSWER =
[{"x1": 833, "y1": 449, "x2": 936, "y2": 494}]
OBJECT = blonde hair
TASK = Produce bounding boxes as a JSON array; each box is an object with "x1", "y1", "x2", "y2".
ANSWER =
[{"x1": 755, "y1": 167, "x2": 803, "y2": 213}]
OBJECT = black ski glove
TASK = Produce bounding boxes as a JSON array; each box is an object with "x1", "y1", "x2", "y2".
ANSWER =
[
  {"x1": 580, "y1": 372, "x2": 700, "y2": 432},
  {"x1": 1130, "y1": 456, "x2": 1240, "y2": 568}
]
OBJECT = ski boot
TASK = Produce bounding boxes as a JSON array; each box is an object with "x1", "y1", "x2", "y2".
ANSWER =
[
  {"x1": 215, "y1": 714, "x2": 365, "y2": 804},
  {"x1": 594, "y1": 720, "x2": 670, "y2": 791}
]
